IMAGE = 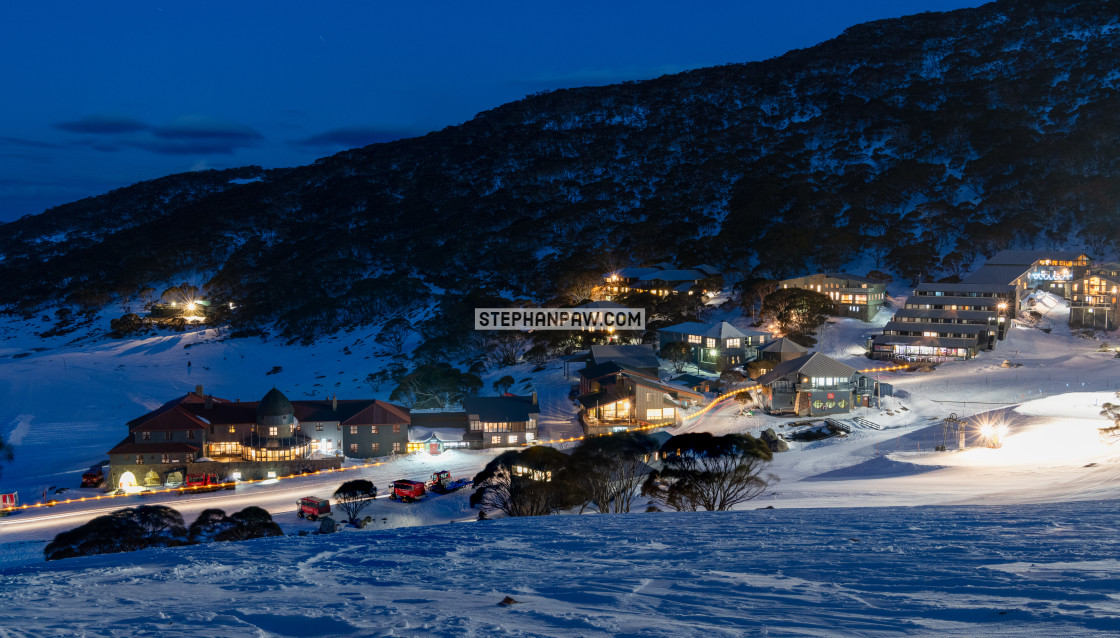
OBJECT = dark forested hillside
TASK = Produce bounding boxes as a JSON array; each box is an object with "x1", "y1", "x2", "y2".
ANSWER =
[{"x1": 2, "y1": 0, "x2": 1119, "y2": 339}]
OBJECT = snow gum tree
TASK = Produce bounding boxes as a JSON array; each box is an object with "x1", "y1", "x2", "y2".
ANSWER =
[
  {"x1": 333, "y1": 479, "x2": 378, "y2": 524},
  {"x1": 471, "y1": 447, "x2": 574, "y2": 517},
  {"x1": 567, "y1": 431, "x2": 658, "y2": 514},
  {"x1": 643, "y1": 433, "x2": 776, "y2": 511}
]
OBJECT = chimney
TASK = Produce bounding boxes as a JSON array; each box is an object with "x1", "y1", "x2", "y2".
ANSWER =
[
  {"x1": 204, "y1": 394, "x2": 213, "y2": 410},
  {"x1": 332, "y1": 394, "x2": 337, "y2": 411},
  {"x1": 531, "y1": 392, "x2": 537, "y2": 405},
  {"x1": 194, "y1": 385, "x2": 204, "y2": 398}
]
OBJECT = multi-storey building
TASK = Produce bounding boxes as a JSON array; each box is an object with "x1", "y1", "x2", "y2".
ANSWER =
[
  {"x1": 1070, "y1": 263, "x2": 1120, "y2": 331},
  {"x1": 658, "y1": 321, "x2": 771, "y2": 372},
  {"x1": 601, "y1": 263, "x2": 721, "y2": 298},
  {"x1": 776, "y1": 273, "x2": 887, "y2": 321}
]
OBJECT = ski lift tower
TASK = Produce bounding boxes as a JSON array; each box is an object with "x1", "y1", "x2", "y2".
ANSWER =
[{"x1": 942, "y1": 413, "x2": 965, "y2": 450}]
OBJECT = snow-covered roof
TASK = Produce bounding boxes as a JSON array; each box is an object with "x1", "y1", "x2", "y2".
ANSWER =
[
  {"x1": 755, "y1": 353, "x2": 860, "y2": 386},
  {"x1": 985, "y1": 250, "x2": 1090, "y2": 266}
]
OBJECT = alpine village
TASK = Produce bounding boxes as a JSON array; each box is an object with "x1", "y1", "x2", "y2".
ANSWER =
[{"x1": 3, "y1": 1, "x2": 1120, "y2": 635}]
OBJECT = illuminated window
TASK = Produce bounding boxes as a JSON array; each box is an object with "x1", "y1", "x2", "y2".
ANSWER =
[
  {"x1": 316, "y1": 424, "x2": 324, "y2": 431},
  {"x1": 393, "y1": 424, "x2": 401, "y2": 433},
  {"x1": 508, "y1": 435, "x2": 517, "y2": 444},
  {"x1": 646, "y1": 408, "x2": 663, "y2": 420},
  {"x1": 136, "y1": 455, "x2": 144, "y2": 464},
  {"x1": 229, "y1": 425, "x2": 236, "y2": 433},
  {"x1": 269, "y1": 426, "x2": 278, "y2": 436},
  {"x1": 371, "y1": 425, "x2": 378, "y2": 434},
  {"x1": 350, "y1": 425, "x2": 358, "y2": 435},
  {"x1": 161, "y1": 454, "x2": 169, "y2": 464},
  {"x1": 706, "y1": 338, "x2": 716, "y2": 348},
  {"x1": 142, "y1": 431, "x2": 151, "y2": 440},
  {"x1": 688, "y1": 335, "x2": 701, "y2": 344},
  {"x1": 350, "y1": 443, "x2": 358, "y2": 454},
  {"x1": 726, "y1": 338, "x2": 740, "y2": 348},
  {"x1": 491, "y1": 435, "x2": 502, "y2": 444},
  {"x1": 371, "y1": 442, "x2": 379, "y2": 453}
]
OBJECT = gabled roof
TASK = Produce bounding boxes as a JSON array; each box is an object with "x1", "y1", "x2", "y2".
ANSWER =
[
  {"x1": 760, "y1": 337, "x2": 809, "y2": 354},
  {"x1": 692, "y1": 264, "x2": 721, "y2": 277},
  {"x1": 702, "y1": 322, "x2": 747, "y2": 340},
  {"x1": 755, "y1": 353, "x2": 859, "y2": 386},
  {"x1": 636, "y1": 269, "x2": 706, "y2": 282},
  {"x1": 463, "y1": 395, "x2": 539, "y2": 423},
  {"x1": 962, "y1": 264, "x2": 1032, "y2": 286},
  {"x1": 578, "y1": 361, "x2": 651, "y2": 382},
  {"x1": 914, "y1": 282, "x2": 1013, "y2": 294},
  {"x1": 615, "y1": 267, "x2": 662, "y2": 278},
  {"x1": 659, "y1": 321, "x2": 711, "y2": 335},
  {"x1": 590, "y1": 344, "x2": 660, "y2": 371},
  {"x1": 108, "y1": 440, "x2": 200, "y2": 455},
  {"x1": 294, "y1": 399, "x2": 410, "y2": 424},
  {"x1": 131, "y1": 406, "x2": 209, "y2": 432},
  {"x1": 622, "y1": 372, "x2": 704, "y2": 400}
]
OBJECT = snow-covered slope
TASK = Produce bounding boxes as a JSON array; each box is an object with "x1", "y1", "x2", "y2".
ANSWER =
[{"x1": 3, "y1": 502, "x2": 1119, "y2": 636}]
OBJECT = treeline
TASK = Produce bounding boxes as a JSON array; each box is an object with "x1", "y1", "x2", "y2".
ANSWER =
[
  {"x1": 470, "y1": 432, "x2": 776, "y2": 517},
  {"x1": 4, "y1": 1, "x2": 1120, "y2": 340}
]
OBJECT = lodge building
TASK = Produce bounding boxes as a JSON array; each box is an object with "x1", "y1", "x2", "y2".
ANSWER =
[
  {"x1": 870, "y1": 250, "x2": 1091, "y2": 362},
  {"x1": 601, "y1": 263, "x2": 722, "y2": 298},
  {"x1": 658, "y1": 321, "x2": 771, "y2": 372},
  {"x1": 776, "y1": 273, "x2": 887, "y2": 321},
  {"x1": 107, "y1": 386, "x2": 410, "y2": 489},
  {"x1": 1070, "y1": 263, "x2": 1120, "y2": 331}
]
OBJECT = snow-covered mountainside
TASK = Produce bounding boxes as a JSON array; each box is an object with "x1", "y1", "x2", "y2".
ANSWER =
[
  {"x1": 3, "y1": 0, "x2": 1120, "y2": 340},
  {"x1": 3, "y1": 502, "x2": 1119, "y2": 636}
]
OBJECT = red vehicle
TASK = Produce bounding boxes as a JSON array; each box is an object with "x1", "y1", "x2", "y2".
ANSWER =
[
  {"x1": 296, "y1": 496, "x2": 331, "y2": 521},
  {"x1": 388, "y1": 479, "x2": 427, "y2": 502},
  {"x1": 80, "y1": 465, "x2": 105, "y2": 488},
  {"x1": 180, "y1": 473, "x2": 230, "y2": 493},
  {"x1": 426, "y1": 470, "x2": 471, "y2": 494}
]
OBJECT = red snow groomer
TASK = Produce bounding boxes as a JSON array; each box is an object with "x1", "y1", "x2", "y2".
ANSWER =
[
  {"x1": 296, "y1": 496, "x2": 331, "y2": 521},
  {"x1": 180, "y1": 473, "x2": 229, "y2": 493},
  {"x1": 80, "y1": 465, "x2": 105, "y2": 488},
  {"x1": 387, "y1": 479, "x2": 427, "y2": 502},
  {"x1": 426, "y1": 470, "x2": 472, "y2": 494}
]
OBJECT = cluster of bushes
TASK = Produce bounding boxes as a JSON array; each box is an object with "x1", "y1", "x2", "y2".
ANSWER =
[
  {"x1": 470, "y1": 431, "x2": 775, "y2": 517},
  {"x1": 44, "y1": 505, "x2": 281, "y2": 561}
]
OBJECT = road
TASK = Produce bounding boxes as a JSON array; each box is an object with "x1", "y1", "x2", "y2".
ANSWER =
[{"x1": 0, "y1": 449, "x2": 497, "y2": 548}]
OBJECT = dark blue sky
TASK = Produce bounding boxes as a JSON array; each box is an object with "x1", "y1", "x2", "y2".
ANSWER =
[{"x1": 0, "y1": 1, "x2": 985, "y2": 223}]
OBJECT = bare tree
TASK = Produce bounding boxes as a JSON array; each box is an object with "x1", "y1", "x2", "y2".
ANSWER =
[
  {"x1": 1099, "y1": 394, "x2": 1120, "y2": 442},
  {"x1": 376, "y1": 316, "x2": 414, "y2": 354},
  {"x1": 660, "y1": 341, "x2": 692, "y2": 373},
  {"x1": 470, "y1": 447, "x2": 572, "y2": 517},
  {"x1": 486, "y1": 332, "x2": 531, "y2": 367}
]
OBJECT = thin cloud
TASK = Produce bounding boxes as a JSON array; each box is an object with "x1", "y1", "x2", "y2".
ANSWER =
[
  {"x1": 54, "y1": 115, "x2": 149, "y2": 135},
  {"x1": 294, "y1": 126, "x2": 412, "y2": 149},
  {"x1": 0, "y1": 136, "x2": 63, "y2": 149},
  {"x1": 151, "y1": 115, "x2": 263, "y2": 142}
]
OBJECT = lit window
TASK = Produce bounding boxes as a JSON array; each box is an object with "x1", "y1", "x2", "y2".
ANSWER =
[
  {"x1": 393, "y1": 424, "x2": 401, "y2": 433},
  {"x1": 316, "y1": 424, "x2": 324, "y2": 431},
  {"x1": 350, "y1": 443, "x2": 358, "y2": 454},
  {"x1": 508, "y1": 435, "x2": 517, "y2": 444},
  {"x1": 646, "y1": 408, "x2": 663, "y2": 420},
  {"x1": 491, "y1": 435, "x2": 502, "y2": 444},
  {"x1": 136, "y1": 455, "x2": 144, "y2": 464},
  {"x1": 371, "y1": 442, "x2": 379, "y2": 453},
  {"x1": 229, "y1": 425, "x2": 236, "y2": 433},
  {"x1": 726, "y1": 338, "x2": 740, "y2": 348},
  {"x1": 350, "y1": 425, "x2": 358, "y2": 434},
  {"x1": 688, "y1": 335, "x2": 701, "y2": 344},
  {"x1": 706, "y1": 338, "x2": 716, "y2": 348},
  {"x1": 371, "y1": 425, "x2": 378, "y2": 434},
  {"x1": 161, "y1": 454, "x2": 169, "y2": 464},
  {"x1": 393, "y1": 442, "x2": 402, "y2": 452}
]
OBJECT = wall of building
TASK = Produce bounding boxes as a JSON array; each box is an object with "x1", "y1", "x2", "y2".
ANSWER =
[{"x1": 107, "y1": 457, "x2": 343, "y2": 490}]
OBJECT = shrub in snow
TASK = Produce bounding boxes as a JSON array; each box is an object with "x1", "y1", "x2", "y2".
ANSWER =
[
  {"x1": 44, "y1": 505, "x2": 188, "y2": 561},
  {"x1": 214, "y1": 507, "x2": 283, "y2": 542}
]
